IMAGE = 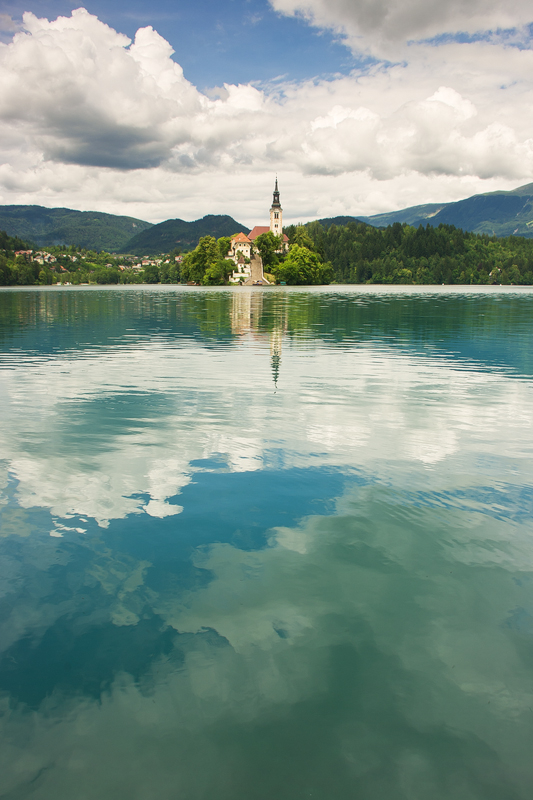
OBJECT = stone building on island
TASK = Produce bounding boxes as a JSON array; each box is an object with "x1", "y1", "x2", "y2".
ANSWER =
[{"x1": 228, "y1": 179, "x2": 289, "y2": 285}]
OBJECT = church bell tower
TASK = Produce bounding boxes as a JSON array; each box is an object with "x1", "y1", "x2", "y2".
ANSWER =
[{"x1": 269, "y1": 178, "x2": 282, "y2": 236}]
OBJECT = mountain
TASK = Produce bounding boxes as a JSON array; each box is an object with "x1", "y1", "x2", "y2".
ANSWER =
[
  {"x1": 315, "y1": 216, "x2": 365, "y2": 228},
  {"x1": 124, "y1": 214, "x2": 250, "y2": 254},
  {"x1": 358, "y1": 183, "x2": 533, "y2": 237},
  {"x1": 357, "y1": 204, "x2": 446, "y2": 228},
  {"x1": 0, "y1": 206, "x2": 153, "y2": 252}
]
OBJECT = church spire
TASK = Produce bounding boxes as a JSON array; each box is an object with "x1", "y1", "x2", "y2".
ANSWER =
[
  {"x1": 269, "y1": 176, "x2": 283, "y2": 235},
  {"x1": 271, "y1": 177, "x2": 281, "y2": 209}
]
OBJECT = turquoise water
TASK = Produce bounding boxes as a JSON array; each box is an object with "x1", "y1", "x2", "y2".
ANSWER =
[{"x1": 1, "y1": 285, "x2": 533, "y2": 799}]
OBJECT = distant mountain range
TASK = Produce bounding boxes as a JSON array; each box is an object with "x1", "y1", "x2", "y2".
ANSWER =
[
  {"x1": 2, "y1": 182, "x2": 533, "y2": 253},
  {"x1": 357, "y1": 182, "x2": 533, "y2": 238},
  {"x1": 124, "y1": 215, "x2": 249, "y2": 254},
  {"x1": 0, "y1": 206, "x2": 153, "y2": 252},
  {"x1": 318, "y1": 183, "x2": 533, "y2": 238},
  {"x1": 0, "y1": 205, "x2": 249, "y2": 254}
]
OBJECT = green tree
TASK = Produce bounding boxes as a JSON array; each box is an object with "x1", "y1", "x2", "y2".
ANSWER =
[
  {"x1": 181, "y1": 236, "x2": 219, "y2": 283},
  {"x1": 274, "y1": 245, "x2": 332, "y2": 285},
  {"x1": 94, "y1": 266, "x2": 119, "y2": 284},
  {"x1": 217, "y1": 236, "x2": 232, "y2": 259},
  {"x1": 254, "y1": 231, "x2": 282, "y2": 270},
  {"x1": 0, "y1": 254, "x2": 13, "y2": 286},
  {"x1": 120, "y1": 270, "x2": 142, "y2": 285},
  {"x1": 159, "y1": 262, "x2": 180, "y2": 283},
  {"x1": 38, "y1": 268, "x2": 54, "y2": 285},
  {"x1": 142, "y1": 264, "x2": 160, "y2": 283},
  {"x1": 179, "y1": 236, "x2": 233, "y2": 285},
  {"x1": 12, "y1": 256, "x2": 39, "y2": 286},
  {"x1": 291, "y1": 226, "x2": 316, "y2": 251},
  {"x1": 202, "y1": 258, "x2": 233, "y2": 285}
]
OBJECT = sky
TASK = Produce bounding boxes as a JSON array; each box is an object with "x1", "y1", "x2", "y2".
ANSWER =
[{"x1": 1, "y1": 0, "x2": 533, "y2": 225}]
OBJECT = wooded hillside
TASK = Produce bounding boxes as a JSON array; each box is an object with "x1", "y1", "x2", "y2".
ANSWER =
[{"x1": 301, "y1": 220, "x2": 533, "y2": 284}]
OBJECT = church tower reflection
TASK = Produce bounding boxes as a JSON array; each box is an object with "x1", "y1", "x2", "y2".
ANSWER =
[
  {"x1": 270, "y1": 325, "x2": 282, "y2": 388},
  {"x1": 230, "y1": 291, "x2": 287, "y2": 387}
]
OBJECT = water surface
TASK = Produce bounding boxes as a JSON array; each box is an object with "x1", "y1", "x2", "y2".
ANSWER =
[{"x1": 1, "y1": 285, "x2": 533, "y2": 799}]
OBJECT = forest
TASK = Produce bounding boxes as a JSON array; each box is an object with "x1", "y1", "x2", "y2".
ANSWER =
[{"x1": 294, "y1": 220, "x2": 533, "y2": 284}]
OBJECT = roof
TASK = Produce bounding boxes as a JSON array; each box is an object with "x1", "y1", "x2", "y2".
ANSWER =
[
  {"x1": 231, "y1": 232, "x2": 251, "y2": 243},
  {"x1": 248, "y1": 226, "x2": 269, "y2": 240},
  {"x1": 249, "y1": 226, "x2": 289, "y2": 243}
]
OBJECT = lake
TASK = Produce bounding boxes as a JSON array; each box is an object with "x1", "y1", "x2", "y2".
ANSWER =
[{"x1": 1, "y1": 284, "x2": 533, "y2": 799}]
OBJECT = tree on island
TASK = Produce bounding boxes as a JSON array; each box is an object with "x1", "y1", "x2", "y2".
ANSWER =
[
  {"x1": 254, "y1": 231, "x2": 283, "y2": 271},
  {"x1": 284, "y1": 224, "x2": 317, "y2": 252},
  {"x1": 180, "y1": 235, "x2": 234, "y2": 285},
  {"x1": 217, "y1": 236, "x2": 232, "y2": 259},
  {"x1": 273, "y1": 244, "x2": 333, "y2": 285}
]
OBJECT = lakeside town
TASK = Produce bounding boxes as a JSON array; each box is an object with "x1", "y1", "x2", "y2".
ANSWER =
[{"x1": 12, "y1": 247, "x2": 183, "y2": 285}]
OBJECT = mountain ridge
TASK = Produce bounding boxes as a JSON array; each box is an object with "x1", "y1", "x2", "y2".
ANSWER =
[
  {"x1": 123, "y1": 214, "x2": 250, "y2": 254},
  {"x1": 0, "y1": 205, "x2": 250, "y2": 254},
  {"x1": 357, "y1": 182, "x2": 533, "y2": 237},
  {"x1": 0, "y1": 205, "x2": 153, "y2": 252},
  {"x1": 3, "y1": 181, "x2": 533, "y2": 253}
]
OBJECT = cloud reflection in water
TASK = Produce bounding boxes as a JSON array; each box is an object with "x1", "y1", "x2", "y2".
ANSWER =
[{"x1": 0, "y1": 286, "x2": 532, "y2": 799}]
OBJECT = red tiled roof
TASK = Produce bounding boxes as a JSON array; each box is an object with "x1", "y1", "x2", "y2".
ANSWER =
[
  {"x1": 249, "y1": 226, "x2": 289, "y2": 243},
  {"x1": 248, "y1": 226, "x2": 269, "y2": 240},
  {"x1": 232, "y1": 232, "x2": 251, "y2": 243}
]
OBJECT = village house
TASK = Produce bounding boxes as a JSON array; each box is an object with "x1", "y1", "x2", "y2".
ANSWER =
[
  {"x1": 228, "y1": 232, "x2": 252, "y2": 261},
  {"x1": 32, "y1": 251, "x2": 56, "y2": 264}
]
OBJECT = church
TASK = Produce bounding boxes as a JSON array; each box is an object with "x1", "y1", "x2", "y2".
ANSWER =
[{"x1": 228, "y1": 179, "x2": 289, "y2": 285}]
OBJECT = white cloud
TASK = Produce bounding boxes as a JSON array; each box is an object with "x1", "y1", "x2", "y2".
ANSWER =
[
  {"x1": 1, "y1": 9, "x2": 533, "y2": 221},
  {"x1": 269, "y1": 0, "x2": 533, "y2": 55},
  {"x1": 0, "y1": 14, "x2": 19, "y2": 34},
  {"x1": 0, "y1": 9, "x2": 204, "y2": 170}
]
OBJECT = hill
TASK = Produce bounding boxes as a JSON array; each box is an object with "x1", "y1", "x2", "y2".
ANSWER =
[
  {"x1": 316, "y1": 215, "x2": 365, "y2": 228},
  {"x1": 358, "y1": 204, "x2": 446, "y2": 228},
  {"x1": 124, "y1": 214, "x2": 250, "y2": 254},
  {"x1": 304, "y1": 215, "x2": 533, "y2": 285},
  {"x1": 0, "y1": 229, "x2": 32, "y2": 255},
  {"x1": 0, "y1": 206, "x2": 153, "y2": 252},
  {"x1": 358, "y1": 183, "x2": 533, "y2": 237}
]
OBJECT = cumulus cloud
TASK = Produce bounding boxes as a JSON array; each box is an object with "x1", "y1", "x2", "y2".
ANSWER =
[
  {"x1": 1, "y1": 8, "x2": 533, "y2": 220},
  {"x1": 0, "y1": 9, "x2": 205, "y2": 169},
  {"x1": 269, "y1": 0, "x2": 533, "y2": 55},
  {"x1": 0, "y1": 14, "x2": 19, "y2": 33}
]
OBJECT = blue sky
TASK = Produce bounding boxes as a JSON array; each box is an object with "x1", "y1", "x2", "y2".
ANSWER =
[
  {"x1": 1, "y1": 0, "x2": 533, "y2": 224},
  {"x1": 4, "y1": 0, "x2": 363, "y2": 87}
]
